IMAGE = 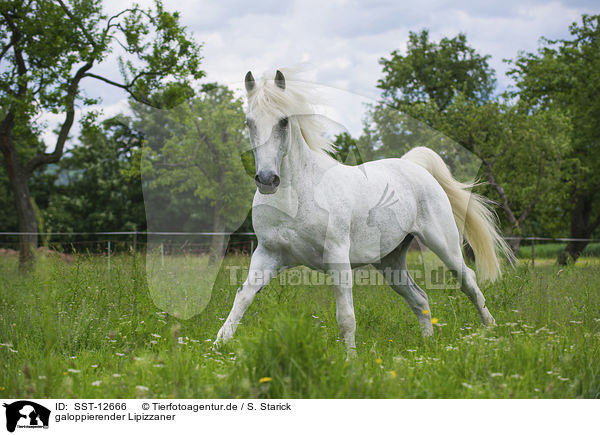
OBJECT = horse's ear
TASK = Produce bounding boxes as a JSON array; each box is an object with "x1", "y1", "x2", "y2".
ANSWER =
[
  {"x1": 245, "y1": 71, "x2": 255, "y2": 93},
  {"x1": 275, "y1": 70, "x2": 285, "y2": 90}
]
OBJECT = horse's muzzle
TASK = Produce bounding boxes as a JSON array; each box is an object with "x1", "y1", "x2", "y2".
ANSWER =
[{"x1": 255, "y1": 170, "x2": 280, "y2": 194}]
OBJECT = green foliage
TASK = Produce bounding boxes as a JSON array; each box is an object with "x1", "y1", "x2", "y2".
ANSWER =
[
  {"x1": 0, "y1": 0, "x2": 203, "y2": 119},
  {"x1": 0, "y1": 126, "x2": 50, "y2": 232},
  {"x1": 140, "y1": 84, "x2": 255, "y2": 232},
  {"x1": 42, "y1": 117, "x2": 146, "y2": 234},
  {"x1": 508, "y1": 14, "x2": 600, "y2": 248},
  {"x1": 410, "y1": 95, "x2": 570, "y2": 236},
  {"x1": 333, "y1": 132, "x2": 363, "y2": 165},
  {"x1": 0, "y1": 0, "x2": 204, "y2": 266},
  {"x1": 371, "y1": 29, "x2": 572, "y2": 243},
  {"x1": 378, "y1": 30, "x2": 496, "y2": 110}
]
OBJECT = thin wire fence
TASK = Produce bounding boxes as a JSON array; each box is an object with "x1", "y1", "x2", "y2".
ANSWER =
[
  {"x1": 1, "y1": 232, "x2": 599, "y2": 266},
  {"x1": 0, "y1": 232, "x2": 258, "y2": 257}
]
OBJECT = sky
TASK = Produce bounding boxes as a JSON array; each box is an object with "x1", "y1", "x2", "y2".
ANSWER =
[{"x1": 41, "y1": 0, "x2": 599, "y2": 147}]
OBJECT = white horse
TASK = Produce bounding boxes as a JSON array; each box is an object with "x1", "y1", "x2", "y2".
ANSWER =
[{"x1": 215, "y1": 69, "x2": 512, "y2": 353}]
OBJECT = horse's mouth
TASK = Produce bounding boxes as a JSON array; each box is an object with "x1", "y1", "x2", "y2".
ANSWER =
[{"x1": 256, "y1": 183, "x2": 279, "y2": 194}]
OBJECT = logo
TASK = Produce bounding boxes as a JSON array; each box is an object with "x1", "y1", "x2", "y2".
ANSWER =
[{"x1": 2, "y1": 401, "x2": 50, "y2": 432}]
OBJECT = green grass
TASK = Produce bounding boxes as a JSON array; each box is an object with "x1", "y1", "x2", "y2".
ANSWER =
[
  {"x1": 518, "y1": 242, "x2": 600, "y2": 259},
  {"x1": 0, "y1": 253, "x2": 599, "y2": 398}
]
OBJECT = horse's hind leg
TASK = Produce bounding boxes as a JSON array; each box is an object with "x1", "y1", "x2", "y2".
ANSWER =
[
  {"x1": 417, "y1": 215, "x2": 495, "y2": 326},
  {"x1": 375, "y1": 235, "x2": 434, "y2": 337}
]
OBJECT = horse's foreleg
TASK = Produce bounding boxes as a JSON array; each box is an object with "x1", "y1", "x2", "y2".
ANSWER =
[
  {"x1": 326, "y1": 253, "x2": 356, "y2": 357},
  {"x1": 215, "y1": 246, "x2": 283, "y2": 346}
]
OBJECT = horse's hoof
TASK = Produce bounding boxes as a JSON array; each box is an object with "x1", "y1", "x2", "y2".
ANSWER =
[
  {"x1": 212, "y1": 338, "x2": 225, "y2": 351},
  {"x1": 482, "y1": 315, "x2": 496, "y2": 326},
  {"x1": 345, "y1": 348, "x2": 357, "y2": 361}
]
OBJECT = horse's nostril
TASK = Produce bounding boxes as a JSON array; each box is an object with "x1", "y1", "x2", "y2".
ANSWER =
[{"x1": 255, "y1": 171, "x2": 279, "y2": 187}]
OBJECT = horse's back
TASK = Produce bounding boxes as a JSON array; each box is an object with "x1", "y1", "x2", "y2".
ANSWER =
[{"x1": 320, "y1": 157, "x2": 448, "y2": 263}]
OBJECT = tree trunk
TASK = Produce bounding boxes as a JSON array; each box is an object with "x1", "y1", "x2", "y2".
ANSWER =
[
  {"x1": 558, "y1": 193, "x2": 599, "y2": 265},
  {"x1": 1, "y1": 133, "x2": 38, "y2": 271},
  {"x1": 209, "y1": 207, "x2": 226, "y2": 264},
  {"x1": 508, "y1": 235, "x2": 521, "y2": 258}
]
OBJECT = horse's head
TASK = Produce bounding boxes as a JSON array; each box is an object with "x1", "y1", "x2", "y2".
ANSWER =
[{"x1": 244, "y1": 70, "x2": 291, "y2": 194}]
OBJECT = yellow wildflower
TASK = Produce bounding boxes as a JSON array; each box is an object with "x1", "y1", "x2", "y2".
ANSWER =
[
  {"x1": 431, "y1": 318, "x2": 439, "y2": 325},
  {"x1": 375, "y1": 358, "x2": 383, "y2": 364},
  {"x1": 258, "y1": 377, "x2": 272, "y2": 383},
  {"x1": 422, "y1": 309, "x2": 430, "y2": 315},
  {"x1": 390, "y1": 370, "x2": 397, "y2": 379}
]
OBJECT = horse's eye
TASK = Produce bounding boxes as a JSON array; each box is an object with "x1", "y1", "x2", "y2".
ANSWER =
[{"x1": 279, "y1": 117, "x2": 289, "y2": 127}]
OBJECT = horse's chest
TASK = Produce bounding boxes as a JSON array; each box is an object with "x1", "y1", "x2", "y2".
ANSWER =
[{"x1": 252, "y1": 203, "x2": 327, "y2": 265}]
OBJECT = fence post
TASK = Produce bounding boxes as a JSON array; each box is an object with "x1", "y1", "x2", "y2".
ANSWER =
[
  {"x1": 531, "y1": 237, "x2": 535, "y2": 268},
  {"x1": 160, "y1": 242, "x2": 164, "y2": 267},
  {"x1": 133, "y1": 230, "x2": 137, "y2": 253},
  {"x1": 250, "y1": 240, "x2": 254, "y2": 255},
  {"x1": 107, "y1": 240, "x2": 111, "y2": 275}
]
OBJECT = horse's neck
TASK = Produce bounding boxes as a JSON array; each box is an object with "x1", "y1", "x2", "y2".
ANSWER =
[{"x1": 280, "y1": 124, "x2": 334, "y2": 193}]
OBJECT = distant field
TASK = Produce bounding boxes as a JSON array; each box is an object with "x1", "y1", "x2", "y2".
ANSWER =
[
  {"x1": 0, "y1": 253, "x2": 599, "y2": 398},
  {"x1": 518, "y1": 242, "x2": 600, "y2": 259}
]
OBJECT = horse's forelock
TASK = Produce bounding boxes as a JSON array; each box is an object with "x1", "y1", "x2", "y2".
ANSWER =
[{"x1": 246, "y1": 69, "x2": 334, "y2": 155}]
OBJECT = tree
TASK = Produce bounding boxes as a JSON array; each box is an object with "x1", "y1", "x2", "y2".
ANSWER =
[
  {"x1": 43, "y1": 117, "x2": 146, "y2": 238},
  {"x1": 139, "y1": 84, "x2": 255, "y2": 262},
  {"x1": 422, "y1": 97, "x2": 568, "y2": 253},
  {"x1": 0, "y1": 0, "x2": 203, "y2": 269},
  {"x1": 373, "y1": 30, "x2": 570, "y2": 256},
  {"x1": 508, "y1": 14, "x2": 600, "y2": 264},
  {"x1": 378, "y1": 30, "x2": 496, "y2": 111},
  {"x1": 333, "y1": 132, "x2": 364, "y2": 165},
  {"x1": 0, "y1": 124, "x2": 46, "y2": 234}
]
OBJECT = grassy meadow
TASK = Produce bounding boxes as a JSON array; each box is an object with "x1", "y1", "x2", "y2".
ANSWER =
[{"x1": 0, "y1": 251, "x2": 599, "y2": 399}]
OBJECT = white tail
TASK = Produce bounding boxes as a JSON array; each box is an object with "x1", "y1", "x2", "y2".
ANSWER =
[{"x1": 402, "y1": 147, "x2": 514, "y2": 282}]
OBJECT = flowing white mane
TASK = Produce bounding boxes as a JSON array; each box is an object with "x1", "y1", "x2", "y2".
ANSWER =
[{"x1": 246, "y1": 68, "x2": 335, "y2": 155}]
